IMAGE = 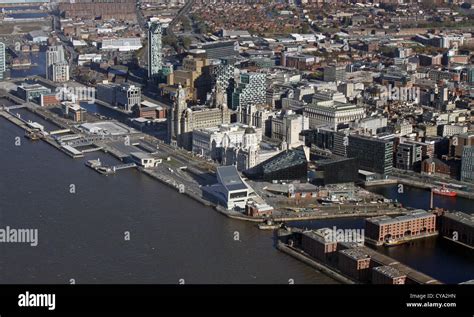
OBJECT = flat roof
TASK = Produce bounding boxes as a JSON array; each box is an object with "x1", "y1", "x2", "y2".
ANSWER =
[
  {"x1": 339, "y1": 248, "x2": 370, "y2": 260},
  {"x1": 140, "y1": 100, "x2": 163, "y2": 109},
  {"x1": 358, "y1": 169, "x2": 376, "y2": 176},
  {"x1": 19, "y1": 83, "x2": 50, "y2": 91},
  {"x1": 130, "y1": 152, "x2": 154, "y2": 160},
  {"x1": 302, "y1": 228, "x2": 336, "y2": 244},
  {"x1": 79, "y1": 121, "x2": 132, "y2": 136},
  {"x1": 373, "y1": 265, "x2": 406, "y2": 278},
  {"x1": 367, "y1": 210, "x2": 434, "y2": 226},
  {"x1": 63, "y1": 103, "x2": 83, "y2": 111},
  {"x1": 443, "y1": 211, "x2": 474, "y2": 227},
  {"x1": 266, "y1": 183, "x2": 318, "y2": 194}
]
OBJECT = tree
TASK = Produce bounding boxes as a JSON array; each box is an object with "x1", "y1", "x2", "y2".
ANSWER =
[
  {"x1": 196, "y1": 22, "x2": 208, "y2": 34},
  {"x1": 162, "y1": 35, "x2": 179, "y2": 51},
  {"x1": 180, "y1": 17, "x2": 191, "y2": 32},
  {"x1": 308, "y1": 71, "x2": 322, "y2": 80},
  {"x1": 181, "y1": 37, "x2": 192, "y2": 50},
  {"x1": 301, "y1": 23, "x2": 310, "y2": 34}
]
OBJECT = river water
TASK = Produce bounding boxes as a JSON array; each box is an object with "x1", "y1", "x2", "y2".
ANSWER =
[
  {"x1": 0, "y1": 116, "x2": 335, "y2": 284},
  {"x1": 1, "y1": 103, "x2": 472, "y2": 284},
  {"x1": 290, "y1": 185, "x2": 474, "y2": 284},
  {"x1": 370, "y1": 184, "x2": 473, "y2": 213}
]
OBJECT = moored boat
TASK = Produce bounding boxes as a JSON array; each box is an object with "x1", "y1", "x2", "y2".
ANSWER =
[
  {"x1": 24, "y1": 130, "x2": 41, "y2": 140},
  {"x1": 85, "y1": 159, "x2": 115, "y2": 175},
  {"x1": 258, "y1": 219, "x2": 282, "y2": 230},
  {"x1": 383, "y1": 238, "x2": 406, "y2": 247},
  {"x1": 432, "y1": 185, "x2": 457, "y2": 197}
]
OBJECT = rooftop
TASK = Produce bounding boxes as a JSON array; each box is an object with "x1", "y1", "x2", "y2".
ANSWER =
[
  {"x1": 130, "y1": 152, "x2": 154, "y2": 160},
  {"x1": 29, "y1": 30, "x2": 48, "y2": 38},
  {"x1": 339, "y1": 248, "x2": 370, "y2": 260},
  {"x1": 302, "y1": 228, "x2": 336, "y2": 244},
  {"x1": 307, "y1": 100, "x2": 363, "y2": 112},
  {"x1": 19, "y1": 83, "x2": 50, "y2": 91},
  {"x1": 79, "y1": 121, "x2": 132, "y2": 136},
  {"x1": 63, "y1": 103, "x2": 83, "y2": 111},
  {"x1": 443, "y1": 211, "x2": 474, "y2": 228},
  {"x1": 217, "y1": 165, "x2": 248, "y2": 192},
  {"x1": 266, "y1": 183, "x2": 318, "y2": 194},
  {"x1": 373, "y1": 265, "x2": 406, "y2": 278},
  {"x1": 140, "y1": 100, "x2": 163, "y2": 110},
  {"x1": 262, "y1": 146, "x2": 307, "y2": 174},
  {"x1": 367, "y1": 210, "x2": 434, "y2": 226},
  {"x1": 196, "y1": 123, "x2": 256, "y2": 134}
]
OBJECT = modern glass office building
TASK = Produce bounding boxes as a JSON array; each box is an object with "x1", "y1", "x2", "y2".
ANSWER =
[
  {"x1": 0, "y1": 42, "x2": 5, "y2": 80},
  {"x1": 461, "y1": 146, "x2": 474, "y2": 182},
  {"x1": 148, "y1": 21, "x2": 163, "y2": 80},
  {"x1": 243, "y1": 146, "x2": 308, "y2": 182},
  {"x1": 190, "y1": 41, "x2": 238, "y2": 60},
  {"x1": 231, "y1": 72, "x2": 266, "y2": 110},
  {"x1": 347, "y1": 135, "x2": 394, "y2": 176},
  {"x1": 312, "y1": 157, "x2": 359, "y2": 185}
]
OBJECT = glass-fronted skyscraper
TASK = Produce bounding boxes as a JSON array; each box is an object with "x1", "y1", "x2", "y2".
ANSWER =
[
  {"x1": 212, "y1": 58, "x2": 235, "y2": 92},
  {"x1": 231, "y1": 72, "x2": 266, "y2": 110},
  {"x1": 148, "y1": 21, "x2": 162, "y2": 80},
  {"x1": 46, "y1": 45, "x2": 66, "y2": 81},
  {"x1": 467, "y1": 66, "x2": 474, "y2": 84},
  {"x1": 347, "y1": 135, "x2": 394, "y2": 176},
  {"x1": 461, "y1": 146, "x2": 474, "y2": 182},
  {"x1": 0, "y1": 42, "x2": 5, "y2": 80}
]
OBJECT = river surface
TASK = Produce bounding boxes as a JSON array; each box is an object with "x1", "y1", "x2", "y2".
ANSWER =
[
  {"x1": 0, "y1": 116, "x2": 336, "y2": 284},
  {"x1": 370, "y1": 185, "x2": 473, "y2": 213},
  {"x1": 1, "y1": 107, "x2": 472, "y2": 284},
  {"x1": 289, "y1": 185, "x2": 474, "y2": 284}
]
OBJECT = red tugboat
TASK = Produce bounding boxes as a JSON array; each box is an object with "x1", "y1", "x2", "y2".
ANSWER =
[{"x1": 432, "y1": 185, "x2": 457, "y2": 197}]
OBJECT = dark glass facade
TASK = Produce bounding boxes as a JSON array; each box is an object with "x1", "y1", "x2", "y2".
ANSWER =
[
  {"x1": 243, "y1": 146, "x2": 308, "y2": 182},
  {"x1": 312, "y1": 157, "x2": 359, "y2": 185},
  {"x1": 347, "y1": 135, "x2": 394, "y2": 176}
]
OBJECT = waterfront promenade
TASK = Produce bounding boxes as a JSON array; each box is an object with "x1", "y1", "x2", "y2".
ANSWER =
[{"x1": 0, "y1": 102, "x2": 414, "y2": 225}]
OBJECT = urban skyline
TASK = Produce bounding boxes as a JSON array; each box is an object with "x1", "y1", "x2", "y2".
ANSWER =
[{"x1": 0, "y1": 0, "x2": 472, "y2": 313}]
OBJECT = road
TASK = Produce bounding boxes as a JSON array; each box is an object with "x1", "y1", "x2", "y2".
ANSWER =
[
  {"x1": 52, "y1": 15, "x2": 78, "y2": 73},
  {"x1": 167, "y1": 0, "x2": 196, "y2": 37},
  {"x1": 136, "y1": 1, "x2": 147, "y2": 29}
]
